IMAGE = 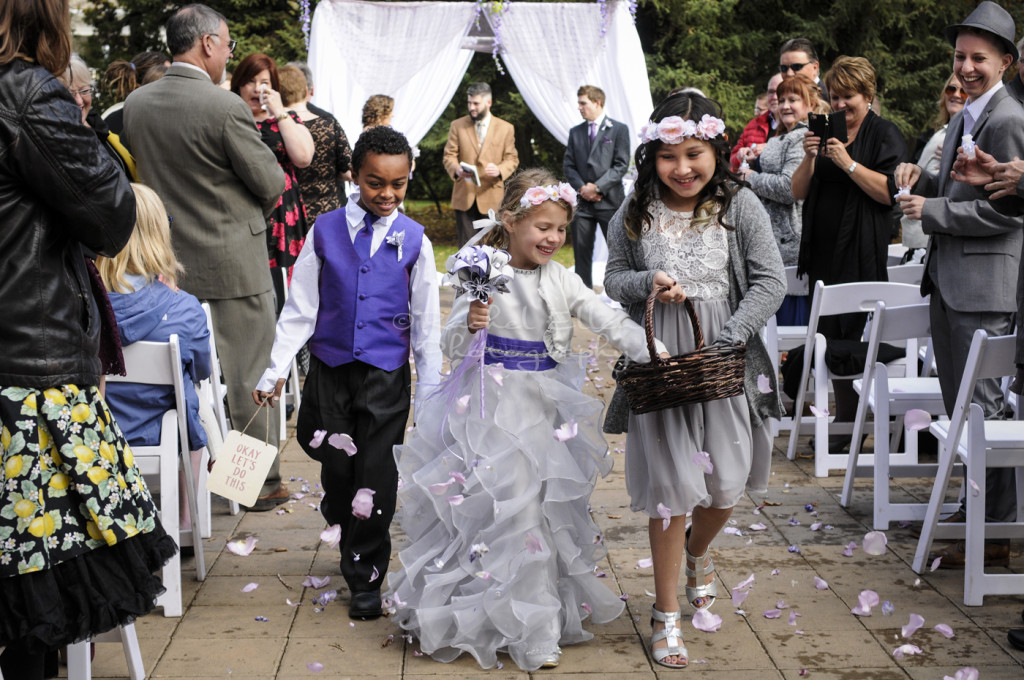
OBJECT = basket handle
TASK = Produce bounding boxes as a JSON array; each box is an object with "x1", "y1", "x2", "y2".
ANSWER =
[{"x1": 643, "y1": 286, "x2": 705, "y2": 363}]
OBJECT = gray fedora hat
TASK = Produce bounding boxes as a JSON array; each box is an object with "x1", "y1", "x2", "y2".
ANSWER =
[{"x1": 945, "y1": 1, "x2": 1019, "y2": 62}]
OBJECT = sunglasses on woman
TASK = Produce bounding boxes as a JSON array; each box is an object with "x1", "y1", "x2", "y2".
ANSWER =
[{"x1": 945, "y1": 84, "x2": 967, "y2": 96}]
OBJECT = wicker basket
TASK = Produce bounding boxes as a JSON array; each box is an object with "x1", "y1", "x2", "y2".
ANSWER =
[{"x1": 618, "y1": 289, "x2": 746, "y2": 414}]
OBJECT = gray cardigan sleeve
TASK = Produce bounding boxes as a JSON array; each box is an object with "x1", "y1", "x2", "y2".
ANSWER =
[
  {"x1": 604, "y1": 200, "x2": 658, "y2": 306},
  {"x1": 717, "y1": 188, "x2": 786, "y2": 345},
  {"x1": 746, "y1": 130, "x2": 804, "y2": 206}
]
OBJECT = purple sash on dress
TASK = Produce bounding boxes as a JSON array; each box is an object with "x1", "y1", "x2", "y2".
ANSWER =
[{"x1": 484, "y1": 335, "x2": 556, "y2": 372}]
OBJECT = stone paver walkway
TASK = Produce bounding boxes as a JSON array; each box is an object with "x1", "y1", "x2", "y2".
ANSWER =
[{"x1": 76, "y1": 298, "x2": 1024, "y2": 679}]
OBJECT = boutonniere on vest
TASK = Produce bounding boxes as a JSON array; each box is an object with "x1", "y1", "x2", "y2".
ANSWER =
[{"x1": 385, "y1": 230, "x2": 405, "y2": 262}]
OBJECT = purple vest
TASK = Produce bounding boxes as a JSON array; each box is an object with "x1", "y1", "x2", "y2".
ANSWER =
[{"x1": 309, "y1": 208, "x2": 424, "y2": 371}]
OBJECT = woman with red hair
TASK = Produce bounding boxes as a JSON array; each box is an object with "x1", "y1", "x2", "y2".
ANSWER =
[{"x1": 231, "y1": 53, "x2": 314, "y2": 287}]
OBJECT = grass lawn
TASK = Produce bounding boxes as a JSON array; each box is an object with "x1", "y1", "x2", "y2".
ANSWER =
[{"x1": 403, "y1": 199, "x2": 576, "y2": 273}]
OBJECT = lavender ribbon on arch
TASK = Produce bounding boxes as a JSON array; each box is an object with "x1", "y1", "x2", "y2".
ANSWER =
[{"x1": 435, "y1": 227, "x2": 515, "y2": 420}]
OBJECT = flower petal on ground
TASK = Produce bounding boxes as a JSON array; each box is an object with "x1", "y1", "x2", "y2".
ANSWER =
[
  {"x1": 306, "y1": 661, "x2": 324, "y2": 672},
  {"x1": 749, "y1": 522, "x2": 767, "y2": 531},
  {"x1": 814, "y1": 576, "x2": 828, "y2": 590},
  {"x1": 930, "y1": 556, "x2": 942, "y2": 572},
  {"x1": 842, "y1": 541, "x2": 857, "y2": 557},
  {"x1": 945, "y1": 668, "x2": 978, "y2": 680},
  {"x1": 904, "y1": 409, "x2": 932, "y2": 432},
  {"x1": 241, "y1": 582, "x2": 259, "y2": 592},
  {"x1": 935, "y1": 623, "x2": 955, "y2": 638},
  {"x1": 764, "y1": 609, "x2": 782, "y2": 619},
  {"x1": 226, "y1": 535, "x2": 258, "y2": 556},
  {"x1": 732, "y1": 588, "x2": 750, "y2": 608},
  {"x1": 851, "y1": 589, "x2": 879, "y2": 616},
  {"x1": 862, "y1": 531, "x2": 888, "y2": 555},
  {"x1": 902, "y1": 613, "x2": 925, "y2": 638},
  {"x1": 692, "y1": 608, "x2": 722, "y2": 632},
  {"x1": 302, "y1": 575, "x2": 330, "y2": 589},
  {"x1": 637, "y1": 557, "x2": 653, "y2": 569},
  {"x1": 892, "y1": 643, "x2": 922, "y2": 659}
]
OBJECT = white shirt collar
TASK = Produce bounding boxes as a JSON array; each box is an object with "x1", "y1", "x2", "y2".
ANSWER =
[
  {"x1": 590, "y1": 113, "x2": 607, "y2": 129},
  {"x1": 173, "y1": 61, "x2": 212, "y2": 81},
  {"x1": 345, "y1": 197, "x2": 399, "y2": 232},
  {"x1": 964, "y1": 81, "x2": 1003, "y2": 135}
]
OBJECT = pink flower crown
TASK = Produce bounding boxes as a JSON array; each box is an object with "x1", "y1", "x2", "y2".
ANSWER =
[
  {"x1": 519, "y1": 182, "x2": 578, "y2": 208},
  {"x1": 639, "y1": 114, "x2": 726, "y2": 145}
]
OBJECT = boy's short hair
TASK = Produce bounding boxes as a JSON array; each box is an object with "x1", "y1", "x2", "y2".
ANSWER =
[
  {"x1": 467, "y1": 82, "x2": 491, "y2": 98},
  {"x1": 278, "y1": 65, "x2": 307, "y2": 107},
  {"x1": 351, "y1": 125, "x2": 413, "y2": 175},
  {"x1": 577, "y1": 85, "x2": 605, "y2": 106}
]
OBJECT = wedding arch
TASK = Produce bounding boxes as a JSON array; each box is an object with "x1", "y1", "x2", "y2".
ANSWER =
[{"x1": 308, "y1": 0, "x2": 653, "y2": 152}]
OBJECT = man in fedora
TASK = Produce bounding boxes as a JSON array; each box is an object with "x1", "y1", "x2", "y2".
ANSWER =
[{"x1": 895, "y1": 0, "x2": 1024, "y2": 569}]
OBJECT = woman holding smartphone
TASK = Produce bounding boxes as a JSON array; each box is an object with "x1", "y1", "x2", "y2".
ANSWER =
[
  {"x1": 231, "y1": 53, "x2": 314, "y2": 287},
  {"x1": 790, "y1": 56, "x2": 906, "y2": 449}
]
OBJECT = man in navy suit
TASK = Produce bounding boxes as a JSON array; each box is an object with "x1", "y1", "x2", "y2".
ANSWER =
[{"x1": 563, "y1": 85, "x2": 630, "y2": 289}]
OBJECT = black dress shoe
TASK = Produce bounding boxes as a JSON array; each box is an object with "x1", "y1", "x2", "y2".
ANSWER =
[
  {"x1": 1008, "y1": 628, "x2": 1024, "y2": 651},
  {"x1": 349, "y1": 590, "x2": 382, "y2": 619}
]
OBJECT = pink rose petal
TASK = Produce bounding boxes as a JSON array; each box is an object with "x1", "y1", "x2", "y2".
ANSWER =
[
  {"x1": 351, "y1": 488, "x2": 375, "y2": 519},
  {"x1": 763, "y1": 609, "x2": 782, "y2": 619},
  {"x1": 309, "y1": 430, "x2": 327, "y2": 448},
  {"x1": 862, "y1": 531, "x2": 888, "y2": 555},
  {"x1": 749, "y1": 522, "x2": 767, "y2": 531},
  {"x1": 553, "y1": 421, "x2": 578, "y2": 442},
  {"x1": 851, "y1": 589, "x2": 879, "y2": 616},
  {"x1": 735, "y1": 573, "x2": 755, "y2": 590},
  {"x1": 788, "y1": 610, "x2": 802, "y2": 625},
  {"x1": 447, "y1": 494, "x2": 465, "y2": 505},
  {"x1": 968, "y1": 478, "x2": 981, "y2": 497},
  {"x1": 525, "y1": 533, "x2": 543, "y2": 554},
  {"x1": 302, "y1": 575, "x2": 330, "y2": 589},
  {"x1": 930, "y1": 556, "x2": 942, "y2": 571},
  {"x1": 892, "y1": 643, "x2": 922, "y2": 659},
  {"x1": 476, "y1": 570, "x2": 491, "y2": 579},
  {"x1": 637, "y1": 557, "x2": 653, "y2": 569},
  {"x1": 429, "y1": 479, "x2": 455, "y2": 495},
  {"x1": 226, "y1": 535, "x2": 258, "y2": 556},
  {"x1": 842, "y1": 541, "x2": 857, "y2": 557},
  {"x1": 692, "y1": 608, "x2": 722, "y2": 632},
  {"x1": 455, "y1": 395, "x2": 470, "y2": 414},
  {"x1": 902, "y1": 613, "x2": 925, "y2": 638},
  {"x1": 581, "y1": 602, "x2": 592, "y2": 614},
  {"x1": 809, "y1": 522, "x2": 823, "y2": 531},
  {"x1": 328, "y1": 433, "x2": 357, "y2": 456},
  {"x1": 692, "y1": 450, "x2": 714, "y2": 475},
  {"x1": 241, "y1": 582, "x2": 259, "y2": 592},
  {"x1": 935, "y1": 623, "x2": 955, "y2": 638},
  {"x1": 487, "y1": 363, "x2": 504, "y2": 386},
  {"x1": 814, "y1": 576, "x2": 828, "y2": 590},
  {"x1": 724, "y1": 527, "x2": 743, "y2": 536},
  {"x1": 945, "y1": 670, "x2": 979, "y2": 680},
  {"x1": 732, "y1": 588, "x2": 750, "y2": 608},
  {"x1": 319, "y1": 524, "x2": 341, "y2": 548},
  {"x1": 286, "y1": 598, "x2": 301, "y2": 607},
  {"x1": 657, "y1": 503, "x2": 672, "y2": 531},
  {"x1": 450, "y1": 471, "x2": 467, "y2": 485},
  {"x1": 306, "y1": 661, "x2": 324, "y2": 673},
  {"x1": 757, "y1": 373, "x2": 773, "y2": 393},
  {"x1": 809, "y1": 405, "x2": 829, "y2": 418},
  {"x1": 370, "y1": 566, "x2": 379, "y2": 582},
  {"x1": 904, "y1": 408, "x2": 932, "y2": 432}
]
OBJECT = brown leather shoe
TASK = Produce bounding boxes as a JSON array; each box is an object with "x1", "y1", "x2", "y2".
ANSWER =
[
  {"x1": 250, "y1": 483, "x2": 291, "y2": 512},
  {"x1": 928, "y1": 540, "x2": 1010, "y2": 569},
  {"x1": 910, "y1": 509, "x2": 966, "y2": 539}
]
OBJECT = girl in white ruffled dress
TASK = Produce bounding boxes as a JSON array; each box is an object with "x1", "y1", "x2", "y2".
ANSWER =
[{"x1": 386, "y1": 168, "x2": 666, "y2": 671}]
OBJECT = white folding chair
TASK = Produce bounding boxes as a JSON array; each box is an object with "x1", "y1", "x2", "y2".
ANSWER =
[
  {"x1": 67, "y1": 623, "x2": 145, "y2": 680},
  {"x1": 912, "y1": 330, "x2": 1024, "y2": 604},
  {"x1": 785, "y1": 280, "x2": 926, "y2": 477},
  {"x1": 887, "y1": 243, "x2": 907, "y2": 266},
  {"x1": 839, "y1": 302, "x2": 953, "y2": 528},
  {"x1": 107, "y1": 335, "x2": 205, "y2": 617},
  {"x1": 886, "y1": 263, "x2": 925, "y2": 285},
  {"x1": 764, "y1": 266, "x2": 811, "y2": 437},
  {"x1": 201, "y1": 303, "x2": 239, "y2": 517},
  {"x1": 274, "y1": 268, "x2": 302, "y2": 445}
]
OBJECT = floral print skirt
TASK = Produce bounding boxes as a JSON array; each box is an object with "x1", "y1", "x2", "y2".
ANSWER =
[{"x1": 0, "y1": 384, "x2": 176, "y2": 652}]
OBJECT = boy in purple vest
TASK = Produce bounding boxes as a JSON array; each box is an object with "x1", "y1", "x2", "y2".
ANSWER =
[{"x1": 254, "y1": 125, "x2": 442, "y2": 619}]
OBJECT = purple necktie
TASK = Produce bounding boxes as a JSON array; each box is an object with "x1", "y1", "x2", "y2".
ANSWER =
[
  {"x1": 355, "y1": 212, "x2": 374, "y2": 260},
  {"x1": 589, "y1": 122, "x2": 596, "y2": 142}
]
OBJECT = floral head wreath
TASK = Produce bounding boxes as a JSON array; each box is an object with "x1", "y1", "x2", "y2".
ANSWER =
[
  {"x1": 638, "y1": 114, "x2": 726, "y2": 145},
  {"x1": 519, "y1": 182, "x2": 578, "y2": 208}
]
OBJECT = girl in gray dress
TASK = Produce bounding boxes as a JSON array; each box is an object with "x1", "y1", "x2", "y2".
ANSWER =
[{"x1": 604, "y1": 93, "x2": 785, "y2": 668}]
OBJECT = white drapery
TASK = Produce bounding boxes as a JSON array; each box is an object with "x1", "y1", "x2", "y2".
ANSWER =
[
  {"x1": 308, "y1": 0, "x2": 651, "y2": 152},
  {"x1": 309, "y1": 0, "x2": 477, "y2": 146}
]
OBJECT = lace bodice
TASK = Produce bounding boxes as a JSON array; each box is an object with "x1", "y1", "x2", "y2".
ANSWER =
[{"x1": 640, "y1": 201, "x2": 729, "y2": 300}]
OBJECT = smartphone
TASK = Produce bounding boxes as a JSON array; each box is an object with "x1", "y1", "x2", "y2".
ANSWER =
[{"x1": 808, "y1": 112, "x2": 849, "y2": 146}]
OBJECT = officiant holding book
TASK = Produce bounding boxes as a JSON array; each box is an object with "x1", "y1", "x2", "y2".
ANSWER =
[{"x1": 443, "y1": 82, "x2": 519, "y2": 246}]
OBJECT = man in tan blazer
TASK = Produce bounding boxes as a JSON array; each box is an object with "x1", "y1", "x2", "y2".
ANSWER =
[
  {"x1": 123, "y1": 4, "x2": 289, "y2": 509},
  {"x1": 443, "y1": 82, "x2": 519, "y2": 245}
]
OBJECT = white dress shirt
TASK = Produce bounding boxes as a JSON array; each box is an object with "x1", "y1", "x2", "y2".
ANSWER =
[
  {"x1": 475, "y1": 113, "x2": 491, "y2": 145},
  {"x1": 257, "y1": 198, "x2": 443, "y2": 409},
  {"x1": 963, "y1": 80, "x2": 1003, "y2": 137}
]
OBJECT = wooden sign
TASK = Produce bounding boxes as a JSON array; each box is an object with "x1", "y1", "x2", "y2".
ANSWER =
[{"x1": 206, "y1": 430, "x2": 278, "y2": 507}]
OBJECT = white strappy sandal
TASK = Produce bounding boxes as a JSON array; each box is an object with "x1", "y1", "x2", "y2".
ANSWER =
[
  {"x1": 650, "y1": 606, "x2": 688, "y2": 669},
  {"x1": 684, "y1": 544, "x2": 718, "y2": 610}
]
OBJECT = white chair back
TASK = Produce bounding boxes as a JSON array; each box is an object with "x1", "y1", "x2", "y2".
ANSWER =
[
  {"x1": 886, "y1": 263, "x2": 925, "y2": 285},
  {"x1": 784, "y1": 266, "x2": 809, "y2": 296}
]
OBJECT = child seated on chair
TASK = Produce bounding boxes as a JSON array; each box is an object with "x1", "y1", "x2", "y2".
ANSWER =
[
  {"x1": 253, "y1": 125, "x2": 442, "y2": 620},
  {"x1": 97, "y1": 183, "x2": 212, "y2": 528}
]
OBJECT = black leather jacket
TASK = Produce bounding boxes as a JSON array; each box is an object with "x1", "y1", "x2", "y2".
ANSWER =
[{"x1": 0, "y1": 60, "x2": 135, "y2": 388}]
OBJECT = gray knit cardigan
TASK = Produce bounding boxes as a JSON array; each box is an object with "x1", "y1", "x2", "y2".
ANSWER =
[{"x1": 603, "y1": 185, "x2": 786, "y2": 433}]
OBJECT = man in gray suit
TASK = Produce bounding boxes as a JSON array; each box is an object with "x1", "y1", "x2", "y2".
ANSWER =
[
  {"x1": 563, "y1": 85, "x2": 630, "y2": 289},
  {"x1": 896, "y1": 1, "x2": 1024, "y2": 567},
  {"x1": 123, "y1": 4, "x2": 289, "y2": 509}
]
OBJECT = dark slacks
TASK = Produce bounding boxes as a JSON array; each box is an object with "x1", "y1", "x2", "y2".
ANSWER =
[
  {"x1": 930, "y1": 291, "x2": 1017, "y2": 526},
  {"x1": 455, "y1": 204, "x2": 485, "y2": 248},
  {"x1": 296, "y1": 356, "x2": 411, "y2": 593},
  {"x1": 571, "y1": 207, "x2": 616, "y2": 289}
]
